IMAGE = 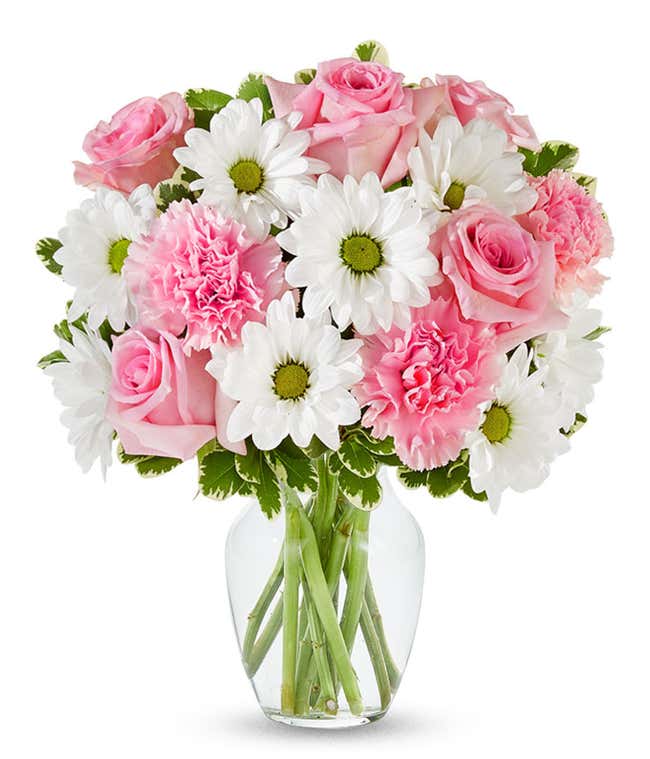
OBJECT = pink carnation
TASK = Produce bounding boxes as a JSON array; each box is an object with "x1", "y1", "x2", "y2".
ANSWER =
[
  {"x1": 435, "y1": 74, "x2": 539, "y2": 151},
  {"x1": 124, "y1": 200, "x2": 286, "y2": 352},
  {"x1": 517, "y1": 170, "x2": 613, "y2": 303},
  {"x1": 354, "y1": 298, "x2": 502, "y2": 471},
  {"x1": 74, "y1": 94, "x2": 193, "y2": 194}
]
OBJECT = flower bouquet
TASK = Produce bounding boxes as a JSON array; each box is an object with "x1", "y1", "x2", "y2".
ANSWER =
[{"x1": 39, "y1": 41, "x2": 612, "y2": 728}]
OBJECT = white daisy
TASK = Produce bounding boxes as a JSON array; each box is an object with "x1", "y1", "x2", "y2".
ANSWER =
[
  {"x1": 466, "y1": 345, "x2": 569, "y2": 512},
  {"x1": 44, "y1": 327, "x2": 114, "y2": 476},
  {"x1": 533, "y1": 306, "x2": 605, "y2": 431},
  {"x1": 56, "y1": 185, "x2": 156, "y2": 331},
  {"x1": 279, "y1": 173, "x2": 441, "y2": 335},
  {"x1": 206, "y1": 292, "x2": 363, "y2": 451},
  {"x1": 407, "y1": 116, "x2": 537, "y2": 218},
  {"x1": 174, "y1": 98, "x2": 327, "y2": 240}
]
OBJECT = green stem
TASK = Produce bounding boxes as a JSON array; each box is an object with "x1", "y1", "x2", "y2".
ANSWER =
[
  {"x1": 302, "y1": 581, "x2": 338, "y2": 714},
  {"x1": 360, "y1": 599, "x2": 391, "y2": 710},
  {"x1": 245, "y1": 597, "x2": 283, "y2": 678},
  {"x1": 296, "y1": 502, "x2": 363, "y2": 716},
  {"x1": 242, "y1": 547, "x2": 283, "y2": 668},
  {"x1": 365, "y1": 576, "x2": 401, "y2": 691},
  {"x1": 312, "y1": 458, "x2": 339, "y2": 558},
  {"x1": 281, "y1": 492, "x2": 301, "y2": 715},
  {"x1": 340, "y1": 509, "x2": 370, "y2": 652}
]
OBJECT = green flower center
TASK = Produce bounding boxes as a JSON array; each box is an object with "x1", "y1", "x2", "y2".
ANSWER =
[
  {"x1": 108, "y1": 238, "x2": 131, "y2": 274},
  {"x1": 340, "y1": 234, "x2": 383, "y2": 274},
  {"x1": 481, "y1": 405, "x2": 512, "y2": 444},
  {"x1": 443, "y1": 181, "x2": 465, "y2": 210},
  {"x1": 229, "y1": 159, "x2": 264, "y2": 194},
  {"x1": 273, "y1": 362, "x2": 310, "y2": 400}
]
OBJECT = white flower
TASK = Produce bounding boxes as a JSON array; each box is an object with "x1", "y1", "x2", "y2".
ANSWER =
[
  {"x1": 279, "y1": 173, "x2": 441, "y2": 335},
  {"x1": 56, "y1": 185, "x2": 156, "y2": 331},
  {"x1": 407, "y1": 116, "x2": 537, "y2": 219},
  {"x1": 206, "y1": 293, "x2": 363, "y2": 451},
  {"x1": 44, "y1": 327, "x2": 114, "y2": 476},
  {"x1": 466, "y1": 345, "x2": 569, "y2": 512},
  {"x1": 174, "y1": 98, "x2": 327, "y2": 240},
  {"x1": 534, "y1": 306, "x2": 605, "y2": 431}
]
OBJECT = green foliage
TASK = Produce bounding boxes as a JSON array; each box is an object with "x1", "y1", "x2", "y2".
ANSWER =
[
  {"x1": 562, "y1": 412, "x2": 587, "y2": 437},
  {"x1": 584, "y1": 325, "x2": 611, "y2": 341},
  {"x1": 37, "y1": 349, "x2": 66, "y2": 369},
  {"x1": 520, "y1": 141, "x2": 579, "y2": 177},
  {"x1": 573, "y1": 173, "x2": 597, "y2": 195},
  {"x1": 338, "y1": 466, "x2": 382, "y2": 511},
  {"x1": 337, "y1": 438, "x2": 377, "y2": 477},
  {"x1": 156, "y1": 182, "x2": 195, "y2": 212},
  {"x1": 36, "y1": 237, "x2": 62, "y2": 276},
  {"x1": 199, "y1": 446, "x2": 253, "y2": 500},
  {"x1": 237, "y1": 74, "x2": 274, "y2": 121},
  {"x1": 266, "y1": 440, "x2": 318, "y2": 492},
  {"x1": 354, "y1": 40, "x2": 389, "y2": 65},
  {"x1": 294, "y1": 68, "x2": 316, "y2": 84},
  {"x1": 462, "y1": 480, "x2": 488, "y2": 502},
  {"x1": 116, "y1": 444, "x2": 182, "y2": 478},
  {"x1": 385, "y1": 177, "x2": 413, "y2": 192},
  {"x1": 185, "y1": 88, "x2": 232, "y2": 130},
  {"x1": 181, "y1": 167, "x2": 201, "y2": 184},
  {"x1": 398, "y1": 452, "x2": 483, "y2": 501},
  {"x1": 53, "y1": 309, "x2": 116, "y2": 347}
]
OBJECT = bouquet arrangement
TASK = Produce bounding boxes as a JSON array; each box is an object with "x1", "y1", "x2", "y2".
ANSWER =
[{"x1": 39, "y1": 41, "x2": 612, "y2": 726}]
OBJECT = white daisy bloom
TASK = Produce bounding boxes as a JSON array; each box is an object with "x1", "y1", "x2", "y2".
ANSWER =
[
  {"x1": 206, "y1": 293, "x2": 363, "y2": 451},
  {"x1": 466, "y1": 345, "x2": 569, "y2": 512},
  {"x1": 533, "y1": 306, "x2": 605, "y2": 431},
  {"x1": 279, "y1": 173, "x2": 441, "y2": 335},
  {"x1": 44, "y1": 327, "x2": 114, "y2": 476},
  {"x1": 407, "y1": 116, "x2": 537, "y2": 218},
  {"x1": 174, "y1": 98, "x2": 327, "y2": 240},
  {"x1": 56, "y1": 185, "x2": 156, "y2": 331}
]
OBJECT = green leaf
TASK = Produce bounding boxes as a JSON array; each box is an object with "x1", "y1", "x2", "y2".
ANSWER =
[
  {"x1": 117, "y1": 444, "x2": 153, "y2": 465},
  {"x1": 397, "y1": 468, "x2": 429, "y2": 489},
  {"x1": 462, "y1": 480, "x2": 488, "y2": 502},
  {"x1": 519, "y1": 141, "x2": 580, "y2": 177},
  {"x1": 584, "y1": 325, "x2": 611, "y2": 341},
  {"x1": 156, "y1": 182, "x2": 195, "y2": 212},
  {"x1": 426, "y1": 460, "x2": 468, "y2": 498},
  {"x1": 573, "y1": 173, "x2": 597, "y2": 195},
  {"x1": 354, "y1": 40, "x2": 389, "y2": 65},
  {"x1": 37, "y1": 349, "x2": 66, "y2": 370},
  {"x1": 266, "y1": 443, "x2": 318, "y2": 492},
  {"x1": 254, "y1": 458, "x2": 282, "y2": 518},
  {"x1": 338, "y1": 468, "x2": 382, "y2": 511},
  {"x1": 185, "y1": 88, "x2": 232, "y2": 130},
  {"x1": 294, "y1": 68, "x2": 316, "y2": 84},
  {"x1": 36, "y1": 237, "x2": 63, "y2": 276},
  {"x1": 372, "y1": 453, "x2": 402, "y2": 467},
  {"x1": 328, "y1": 453, "x2": 344, "y2": 474},
  {"x1": 234, "y1": 445, "x2": 264, "y2": 484},
  {"x1": 303, "y1": 436, "x2": 329, "y2": 459},
  {"x1": 385, "y1": 177, "x2": 412, "y2": 192},
  {"x1": 562, "y1": 412, "x2": 587, "y2": 437},
  {"x1": 199, "y1": 448, "x2": 249, "y2": 500},
  {"x1": 354, "y1": 429, "x2": 395, "y2": 456},
  {"x1": 181, "y1": 167, "x2": 201, "y2": 184},
  {"x1": 237, "y1": 73, "x2": 274, "y2": 121},
  {"x1": 135, "y1": 456, "x2": 182, "y2": 478},
  {"x1": 338, "y1": 438, "x2": 377, "y2": 478}
]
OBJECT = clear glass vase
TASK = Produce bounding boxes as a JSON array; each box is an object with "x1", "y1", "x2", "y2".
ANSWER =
[{"x1": 225, "y1": 467, "x2": 425, "y2": 729}]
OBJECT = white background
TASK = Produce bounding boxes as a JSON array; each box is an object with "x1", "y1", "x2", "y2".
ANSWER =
[{"x1": 1, "y1": 2, "x2": 649, "y2": 757}]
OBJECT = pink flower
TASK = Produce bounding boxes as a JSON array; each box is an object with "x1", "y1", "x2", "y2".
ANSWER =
[
  {"x1": 266, "y1": 58, "x2": 445, "y2": 187},
  {"x1": 73, "y1": 94, "x2": 193, "y2": 194},
  {"x1": 517, "y1": 170, "x2": 613, "y2": 303},
  {"x1": 107, "y1": 329, "x2": 216, "y2": 460},
  {"x1": 354, "y1": 298, "x2": 501, "y2": 470},
  {"x1": 431, "y1": 205, "x2": 566, "y2": 349},
  {"x1": 435, "y1": 74, "x2": 539, "y2": 151},
  {"x1": 124, "y1": 200, "x2": 286, "y2": 353}
]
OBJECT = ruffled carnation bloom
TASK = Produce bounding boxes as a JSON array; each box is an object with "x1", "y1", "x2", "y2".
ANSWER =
[
  {"x1": 107, "y1": 329, "x2": 217, "y2": 460},
  {"x1": 73, "y1": 94, "x2": 193, "y2": 194},
  {"x1": 517, "y1": 170, "x2": 613, "y2": 303},
  {"x1": 430, "y1": 204, "x2": 566, "y2": 349},
  {"x1": 354, "y1": 297, "x2": 502, "y2": 470},
  {"x1": 265, "y1": 58, "x2": 446, "y2": 187},
  {"x1": 434, "y1": 74, "x2": 539, "y2": 151},
  {"x1": 124, "y1": 200, "x2": 286, "y2": 352}
]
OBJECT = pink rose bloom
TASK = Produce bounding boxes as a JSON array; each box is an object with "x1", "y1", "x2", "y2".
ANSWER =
[
  {"x1": 517, "y1": 170, "x2": 613, "y2": 303},
  {"x1": 431, "y1": 205, "x2": 566, "y2": 349},
  {"x1": 107, "y1": 329, "x2": 216, "y2": 460},
  {"x1": 265, "y1": 59, "x2": 446, "y2": 187},
  {"x1": 435, "y1": 74, "x2": 539, "y2": 151},
  {"x1": 355, "y1": 298, "x2": 501, "y2": 471},
  {"x1": 73, "y1": 93, "x2": 193, "y2": 194},
  {"x1": 124, "y1": 200, "x2": 285, "y2": 353}
]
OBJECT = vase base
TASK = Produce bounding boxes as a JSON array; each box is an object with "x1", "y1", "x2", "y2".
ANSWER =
[{"x1": 264, "y1": 708, "x2": 387, "y2": 729}]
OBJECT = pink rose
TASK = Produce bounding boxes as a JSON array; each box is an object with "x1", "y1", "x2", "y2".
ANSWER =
[
  {"x1": 266, "y1": 59, "x2": 445, "y2": 187},
  {"x1": 107, "y1": 329, "x2": 216, "y2": 460},
  {"x1": 431, "y1": 205, "x2": 566, "y2": 349},
  {"x1": 73, "y1": 94, "x2": 193, "y2": 194},
  {"x1": 516, "y1": 170, "x2": 613, "y2": 304},
  {"x1": 435, "y1": 74, "x2": 539, "y2": 151},
  {"x1": 355, "y1": 297, "x2": 502, "y2": 471}
]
